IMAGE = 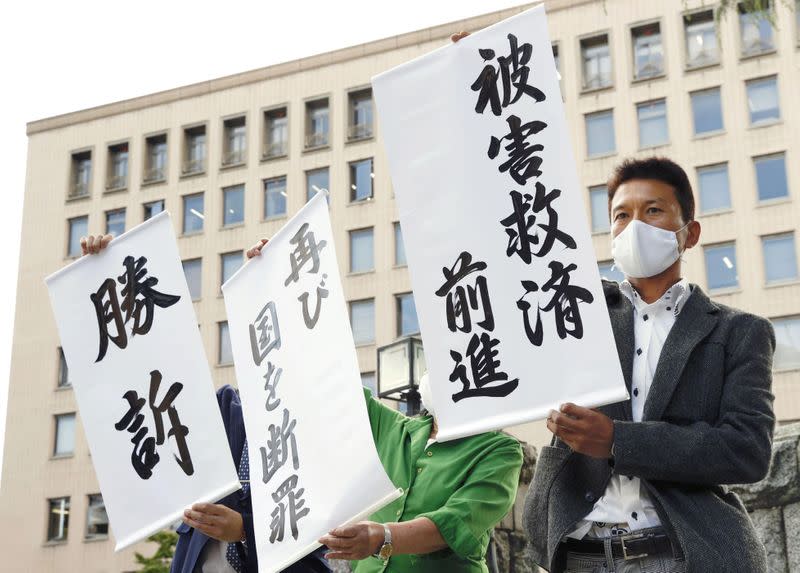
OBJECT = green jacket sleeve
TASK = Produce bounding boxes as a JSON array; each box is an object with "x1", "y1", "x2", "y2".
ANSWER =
[
  {"x1": 417, "y1": 436, "x2": 523, "y2": 560},
  {"x1": 362, "y1": 386, "x2": 407, "y2": 448}
]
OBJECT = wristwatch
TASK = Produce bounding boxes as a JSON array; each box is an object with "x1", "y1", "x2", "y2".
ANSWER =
[{"x1": 374, "y1": 524, "x2": 393, "y2": 560}]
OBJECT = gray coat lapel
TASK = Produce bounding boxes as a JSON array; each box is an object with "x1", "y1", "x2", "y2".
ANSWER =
[
  {"x1": 643, "y1": 285, "x2": 719, "y2": 421},
  {"x1": 606, "y1": 282, "x2": 634, "y2": 421}
]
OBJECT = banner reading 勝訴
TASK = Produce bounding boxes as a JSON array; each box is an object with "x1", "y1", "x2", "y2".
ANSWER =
[
  {"x1": 222, "y1": 192, "x2": 402, "y2": 573},
  {"x1": 372, "y1": 5, "x2": 628, "y2": 441},
  {"x1": 45, "y1": 212, "x2": 240, "y2": 550}
]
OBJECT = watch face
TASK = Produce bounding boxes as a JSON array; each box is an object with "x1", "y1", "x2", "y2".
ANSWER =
[{"x1": 379, "y1": 543, "x2": 393, "y2": 559}]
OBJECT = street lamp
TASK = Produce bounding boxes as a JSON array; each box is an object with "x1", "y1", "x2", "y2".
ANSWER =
[{"x1": 376, "y1": 336, "x2": 426, "y2": 415}]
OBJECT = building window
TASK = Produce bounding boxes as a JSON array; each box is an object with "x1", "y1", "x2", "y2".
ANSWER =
[
  {"x1": 691, "y1": 88, "x2": 723, "y2": 135},
  {"x1": 697, "y1": 163, "x2": 731, "y2": 213},
  {"x1": 47, "y1": 497, "x2": 70, "y2": 543},
  {"x1": 348, "y1": 88, "x2": 373, "y2": 141},
  {"x1": 396, "y1": 293, "x2": 420, "y2": 337},
  {"x1": 746, "y1": 76, "x2": 780, "y2": 125},
  {"x1": 263, "y1": 177, "x2": 287, "y2": 219},
  {"x1": 589, "y1": 185, "x2": 610, "y2": 233},
  {"x1": 772, "y1": 316, "x2": 800, "y2": 371},
  {"x1": 350, "y1": 299, "x2": 375, "y2": 345},
  {"x1": 106, "y1": 143, "x2": 129, "y2": 191},
  {"x1": 57, "y1": 347, "x2": 69, "y2": 388},
  {"x1": 223, "y1": 184, "x2": 245, "y2": 226},
  {"x1": 143, "y1": 200, "x2": 164, "y2": 221},
  {"x1": 598, "y1": 260, "x2": 625, "y2": 283},
  {"x1": 67, "y1": 216, "x2": 88, "y2": 257},
  {"x1": 183, "y1": 125, "x2": 206, "y2": 175},
  {"x1": 754, "y1": 153, "x2": 789, "y2": 202},
  {"x1": 684, "y1": 10, "x2": 719, "y2": 68},
  {"x1": 105, "y1": 209, "x2": 125, "y2": 238},
  {"x1": 637, "y1": 99, "x2": 668, "y2": 148},
  {"x1": 585, "y1": 110, "x2": 615, "y2": 157},
  {"x1": 349, "y1": 228, "x2": 374, "y2": 273},
  {"x1": 54, "y1": 413, "x2": 76, "y2": 456},
  {"x1": 182, "y1": 193, "x2": 204, "y2": 234},
  {"x1": 305, "y1": 98, "x2": 329, "y2": 149},
  {"x1": 739, "y1": 0, "x2": 775, "y2": 56},
  {"x1": 632, "y1": 22, "x2": 664, "y2": 80},
  {"x1": 222, "y1": 116, "x2": 247, "y2": 166},
  {"x1": 70, "y1": 150, "x2": 92, "y2": 199},
  {"x1": 220, "y1": 251, "x2": 243, "y2": 288},
  {"x1": 361, "y1": 372, "x2": 377, "y2": 394},
  {"x1": 580, "y1": 34, "x2": 612, "y2": 90},
  {"x1": 182, "y1": 258, "x2": 202, "y2": 301},
  {"x1": 704, "y1": 243, "x2": 738, "y2": 290},
  {"x1": 218, "y1": 321, "x2": 232, "y2": 365},
  {"x1": 263, "y1": 107, "x2": 288, "y2": 159},
  {"x1": 306, "y1": 168, "x2": 329, "y2": 203},
  {"x1": 762, "y1": 233, "x2": 798, "y2": 284},
  {"x1": 144, "y1": 133, "x2": 167, "y2": 183},
  {"x1": 394, "y1": 222, "x2": 406, "y2": 266},
  {"x1": 85, "y1": 494, "x2": 109, "y2": 539},
  {"x1": 349, "y1": 158, "x2": 374, "y2": 202}
]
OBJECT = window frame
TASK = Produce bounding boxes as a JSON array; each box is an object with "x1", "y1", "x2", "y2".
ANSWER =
[
  {"x1": 577, "y1": 31, "x2": 614, "y2": 93},
  {"x1": 142, "y1": 130, "x2": 169, "y2": 185},
  {"x1": 630, "y1": 19, "x2": 666, "y2": 82},
  {"x1": 261, "y1": 104, "x2": 290, "y2": 161},
  {"x1": 682, "y1": 8, "x2": 720, "y2": 70},
  {"x1": 346, "y1": 86, "x2": 374, "y2": 142},
  {"x1": 304, "y1": 95, "x2": 331, "y2": 151},
  {"x1": 263, "y1": 176, "x2": 288, "y2": 220},
  {"x1": 221, "y1": 113, "x2": 248, "y2": 168},
  {"x1": 761, "y1": 232, "x2": 799, "y2": 285},
  {"x1": 222, "y1": 183, "x2": 246, "y2": 227},
  {"x1": 67, "y1": 147, "x2": 94, "y2": 200},
  {"x1": 105, "y1": 140, "x2": 130, "y2": 193},
  {"x1": 181, "y1": 192, "x2": 205, "y2": 235},
  {"x1": 348, "y1": 227, "x2": 375, "y2": 274},
  {"x1": 703, "y1": 241, "x2": 740, "y2": 292},
  {"x1": 181, "y1": 122, "x2": 208, "y2": 177}
]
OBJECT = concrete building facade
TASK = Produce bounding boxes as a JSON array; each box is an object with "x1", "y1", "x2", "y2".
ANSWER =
[{"x1": 1, "y1": 0, "x2": 799, "y2": 570}]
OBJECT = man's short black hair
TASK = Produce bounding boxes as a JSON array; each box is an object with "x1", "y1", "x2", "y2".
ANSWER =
[{"x1": 607, "y1": 157, "x2": 695, "y2": 223}]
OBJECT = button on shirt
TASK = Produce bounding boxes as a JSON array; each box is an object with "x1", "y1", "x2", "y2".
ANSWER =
[{"x1": 570, "y1": 279, "x2": 692, "y2": 539}]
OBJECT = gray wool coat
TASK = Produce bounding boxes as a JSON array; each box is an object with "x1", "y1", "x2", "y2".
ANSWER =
[{"x1": 522, "y1": 281, "x2": 776, "y2": 573}]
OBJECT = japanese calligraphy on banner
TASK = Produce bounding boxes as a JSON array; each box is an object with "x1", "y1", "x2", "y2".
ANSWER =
[
  {"x1": 222, "y1": 192, "x2": 401, "y2": 573},
  {"x1": 372, "y1": 4, "x2": 628, "y2": 441},
  {"x1": 45, "y1": 212, "x2": 240, "y2": 550}
]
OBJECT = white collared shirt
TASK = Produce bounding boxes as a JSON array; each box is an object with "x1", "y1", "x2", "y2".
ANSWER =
[{"x1": 568, "y1": 279, "x2": 692, "y2": 539}]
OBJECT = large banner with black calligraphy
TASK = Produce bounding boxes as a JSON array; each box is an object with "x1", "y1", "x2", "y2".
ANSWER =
[
  {"x1": 45, "y1": 212, "x2": 240, "y2": 550},
  {"x1": 222, "y1": 192, "x2": 401, "y2": 573},
  {"x1": 372, "y1": 5, "x2": 628, "y2": 441}
]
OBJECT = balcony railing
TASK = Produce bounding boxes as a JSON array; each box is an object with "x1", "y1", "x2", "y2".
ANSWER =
[
  {"x1": 305, "y1": 132, "x2": 329, "y2": 149},
  {"x1": 105, "y1": 175, "x2": 127, "y2": 191},
  {"x1": 182, "y1": 158, "x2": 205, "y2": 175},
  {"x1": 68, "y1": 182, "x2": 89, "y2": 199},
  {"x1": 222, "y1": 150, "x2": 246, "y2": 166},
  {"x1": 582, "y1": 72, "x2": 612, "y2": 90},
  {"x1": 143, "y1": 167, "x2": 166, "y2": 183},
  {"x1": 347, "y1": 123, "x2": 373, "y2": 141},
  {"x1": 262, "y1": 141, "x2": 288, "y2": 159}
]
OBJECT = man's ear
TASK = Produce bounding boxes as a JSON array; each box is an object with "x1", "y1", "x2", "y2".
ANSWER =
[{"x1": 684, "y1": 220, "x2": 702, "y2": 250}]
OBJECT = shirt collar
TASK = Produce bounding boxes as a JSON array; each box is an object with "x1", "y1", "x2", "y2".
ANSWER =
[{"x1": 619, "y1": 278, "x2": 692, "y2": 316}]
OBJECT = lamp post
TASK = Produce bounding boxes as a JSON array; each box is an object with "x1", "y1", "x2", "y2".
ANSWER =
[{"x1": 376, "y1": 336, "x2": 426, "y2": 415}]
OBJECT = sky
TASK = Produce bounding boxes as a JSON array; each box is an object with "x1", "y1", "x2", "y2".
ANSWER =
[{"x1": 0, "y1": 0, "x2": 529, "y2": 486}]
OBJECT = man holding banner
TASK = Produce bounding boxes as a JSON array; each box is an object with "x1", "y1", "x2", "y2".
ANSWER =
[{"x1": 523, "y1": 158, "x2": 776, "y2": 573}]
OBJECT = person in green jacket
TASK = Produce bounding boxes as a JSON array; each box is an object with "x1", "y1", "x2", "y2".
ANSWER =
[{"x1": 244, "y1": 238, "x2": 524, "y2": 573}]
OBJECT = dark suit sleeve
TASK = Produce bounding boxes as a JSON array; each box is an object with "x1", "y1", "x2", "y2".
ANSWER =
[{"x1": 612, "y1": 315, "x2": 775, "y2": 485}]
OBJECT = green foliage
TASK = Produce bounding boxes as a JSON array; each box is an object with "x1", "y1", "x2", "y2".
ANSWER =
[{"x1": 134, "y1": 530, "x2": 178, "y2": 573}]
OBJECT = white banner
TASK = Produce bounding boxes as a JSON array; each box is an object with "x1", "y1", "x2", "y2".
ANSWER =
[
  {"x1": 45, "y1": 212, "x2": 241, "y2": 550},
  {"x1": 372, "y1": 5, "x2": 628, "y2": 441},
  {"x1": 222, "y1": 192, "x2": 402, "y2": 573}
]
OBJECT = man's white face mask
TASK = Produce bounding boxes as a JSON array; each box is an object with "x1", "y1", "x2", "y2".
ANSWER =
[
  {"x1": 418, "y1": 373, "x2": 435, "y2": 417},
  {"x1": 611, "y1": 219, "x2": 690, "y2": 279}
]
